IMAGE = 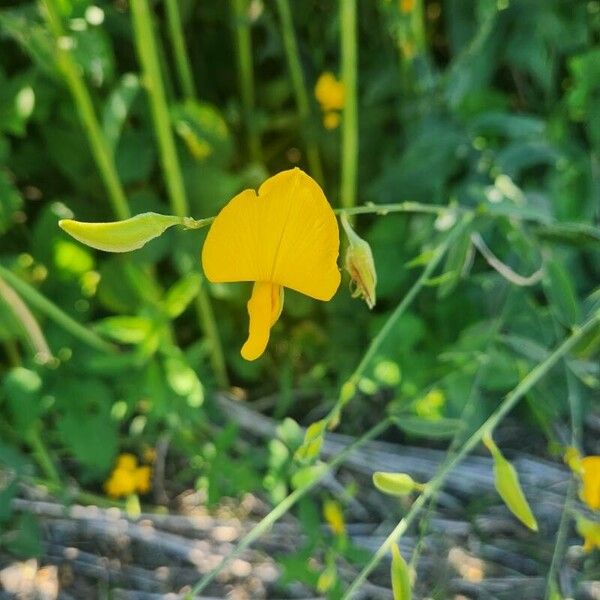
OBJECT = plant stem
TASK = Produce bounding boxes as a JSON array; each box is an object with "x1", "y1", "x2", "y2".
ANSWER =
[
  {"x1": 0, "y1": 265, "x2": 115, "y2": 354},
  {"x1": 0, "y1": 273, "x2": 54, "y2": 364},
  {"x1": 130, "y1": 0, "x2": 188, "y2": 219},
  {"x1": 41, "y1": 0, "x2": 130, "y2": 220},
  {"x1": 130, "y1": 0, "x2": 229, "y2": 388},
  {"x1": 164, "y1": 0, "x2": 196, "y2": 99},
  {"x1": 230, "y1": 0, "x2": 261, "y2": 162},
  {"x1": 341, "y1": 311, "x2": 600, "y2": 599},
  {"x1": 188, "y1": 418, "x2": 391, "y2": 596},
  {"x1": 26, "y1": 428, "x2": 61, "y2": 487},
  {"x1": 275, "y1": 0, "x2": 324, "y2": 183},
  {"x1": 334, "y1": 215, "x2": 471, "y2": 417},
  {"x1": 339, "y1": 0, "x2": 358, "y2": 211}
]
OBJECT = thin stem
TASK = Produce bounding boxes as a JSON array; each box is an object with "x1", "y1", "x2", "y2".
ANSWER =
[
  {"x1": 188, "y1": 418, "x2": 391, "y2": 596},
  {"x1": 0, "y1": 273, "x2": 54, "y2": 364},
  {"x1": 41, "y1": 0, "x2": 130, "y2": 220},
  {"x1": 230, "y1": 0, "x2": 261, "y2": 162},
  {"x1": 0, "y1": 266, "x2": 116, "y2": 354},
  {"x1": 339, "y1": 0, "x2": 358, "y2": 211},
  {"x1": 164, "y1": 0, "x2": 196, "y2": 99},
  {"x1": 130, "y1": 0, "x2": 188, "y2": 218},
  {"x1": 26, "y1": 428, "x2": 61, "y2": 487},
  {"x1": 342, "y1": 311, "x2": 600, "y2": 598},
  {"x1": 130, "y1": 0, "x2": 229, "y2": 388},
  {"x1": 275, "y1": 0, "x2": 324, "y2": 183}
]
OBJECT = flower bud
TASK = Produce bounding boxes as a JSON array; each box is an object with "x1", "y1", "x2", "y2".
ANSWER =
[
  {"x1": 341, "y1": 214, "x2": 377, "y2": 309},
  {"x1": 391, "y1": 543, "x2": 412, "y2": 600},
  {"x1": 576, "y1": 515, "x2": 600, "y2": 552},
  {"x1": 373, "y1": 472, "x2": 423, "y2": 497},
  {"x1": 483, "y1": 434, "x2": 538, "y2": 531}
]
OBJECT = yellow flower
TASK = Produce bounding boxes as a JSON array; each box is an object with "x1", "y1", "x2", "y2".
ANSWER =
[
  {"x1": 315, "y1": 72, "x2": 345, "y2": 112},
  {"x1": 104, "y1": 467, "x2": 136, "y2": 498},
  {"x1": 105, "y1": 454, "x2": 153, "y2": 498},
  {"x1": 576, "y1": 515, "x2": 600, "y2": 552},
  {"x1": 116, "y1": 453, "x2": 138, "y2": 471},
  {"x1": 134, "y1": 466, "x2": 152, "y2": 494},
  {"x1": 400, "y1": 0, "x2": 415, "y2": 13},
  {"x1": 580, "y1": 456, "x2": 600, "y2": 511},
  {"x1": 323, "y1": 111, "x2": 341, "y2": 130},
  {"x1": 323, "y1": 499, "x2": 345, "y2": 536},
  {"x1": 202, "y1": 168, "x2": 340, "y2": 360}
]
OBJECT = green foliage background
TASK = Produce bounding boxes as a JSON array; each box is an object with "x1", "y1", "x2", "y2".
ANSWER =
[{"x1": 0, "y1": 0, "x2": 599, "y2": 597}]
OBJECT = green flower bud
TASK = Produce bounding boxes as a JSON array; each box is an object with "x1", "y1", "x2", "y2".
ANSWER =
[
  {"x1": 373, "y1": 472, "x2": 423, "y2": 497},
  {"x1": 391, "y1": 543, "x2": 412, "y2": 600},
  {"x1": 341, "y1": 214, "x2": 377, "y2": 309}
]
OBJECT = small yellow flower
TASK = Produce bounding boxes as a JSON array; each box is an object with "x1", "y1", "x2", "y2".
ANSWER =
[
  {"x1": 104, "y1": 467, "x2": 136, "y2": 498},
  {"x1": 315, "y1": 72, "x2": 345, "y2": 112},
  {"x1": 580, "y1": 456, "x2": 600, "y2": 511},
  {"x1": 576, "y1": 515, "x2": 600, "y2": 552},
  {"x1": 134, "y1": 466, "x2": 152, "y2": 494},
  {"x1": 202, "y1": 168, "x2": 340, "y2": 360},
  {"x1": 116, "y1": 453, "x2": 138, "y2": 471},
  {"x1": 323, "y1": 111, "x2": 341, "y2": 130},
  {"x1": 323, "y1": 499, "x2": 345, "y2": 536},
  {"x1": 105, "y1": 454, "x2": 153, "y2": 498},
  {"x1": 143, "y1": 447, "x2": 157, "y2": 464},
  {"x1": 399, "y1": 0, "x2": 415, "y2": 13}
]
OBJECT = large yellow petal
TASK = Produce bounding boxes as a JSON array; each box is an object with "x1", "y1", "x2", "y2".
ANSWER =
[
  {"x1": 241, "y1": 282, "x2": 284, "y2": 360},
  {"x1": 202, "y1": 168, "x2": 340, "y2": 300}
]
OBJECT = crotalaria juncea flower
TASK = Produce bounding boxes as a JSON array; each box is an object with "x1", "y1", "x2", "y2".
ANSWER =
[{"x1": 202, "y1": 168, "x2": 340, "y2": 360}]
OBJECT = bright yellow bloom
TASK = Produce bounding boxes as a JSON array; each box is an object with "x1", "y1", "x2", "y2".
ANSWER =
[
  {"x1": 134, "y1": 465, "x2": 152, "y2": 494},
  {"x1": 580, "y1": 456, "x2": 600, "y2": 511},
  {"x1": 202, "y1": 168, "x2": 340, "y2": 360},
  {"x1": 315, "y1": 72, "x2": 345, "y2": 112},
  {"x1": 116, "y1": 453, "x2": 138, "y2": 471},
  {"x1": 104, "y1": 467, "x2": 137, "y2": 498},
  {"x1": 104, "y1": 454, "x2": 153, "y2": 498},
  {"x1": 323, "y1": 111, "x2": 341, "y2": 130}
]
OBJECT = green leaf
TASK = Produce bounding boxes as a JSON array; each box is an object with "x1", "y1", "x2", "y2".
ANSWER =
[
  {"x1": 533, "y1": 222, "x2": 600, "y2": 249},
  {"x1": 438, "y1": 224, "x2": 472, "y2": 298},
  {"x1": 294, "y1": 419, "x2": 326, "y2": 463},
  {"x1": 163, "y1": 273, "x2": 202, "y2": 318},
  {"x1": 3, "y1": 368, "x2": 43, "y2": 433},
  {"x1": 291, "y1": 463, "x2": 327, "y2": 490},
  {"x1": 102, "y1": 73, "x2": 141, "y2": 150},
  {"x1": 543, "y1": 259, "x2": 580, "y2": 326},
  {"x1": 3, "y1": 513, "x2": 42, "y2": 558},
  {"x1": 94, "y1": 316, "x2": 154, "y2": 345},
  {"x1": 0, "y1": 171, "x2": 23, "y2": 234},
  {"x1": 164, "y1": 353, "x2": 204, "y2": 407},
  {"x1": 59, "y1": 212, "x2": 183, "y2": 253},
  {"x1": 391, "y1": 543, "x2": 412, "y2": 600}
]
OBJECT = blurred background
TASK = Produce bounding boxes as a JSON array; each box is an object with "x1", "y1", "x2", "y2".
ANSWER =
[{"x1": 0, "y1": 0, "x2": 599, "y2": 598}]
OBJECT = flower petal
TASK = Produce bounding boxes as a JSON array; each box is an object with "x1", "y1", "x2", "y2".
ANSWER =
[
  {"x1": 202, "y1": 168, "x2": 340, "y2": 300},
  {"x1": 241, "y1": 282, "x2": 284, "y2": 360}
]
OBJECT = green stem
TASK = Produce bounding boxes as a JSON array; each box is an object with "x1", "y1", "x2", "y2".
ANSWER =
[
  {"x1": 42, "y1": 0, "x2": 130, "y2": 221},
  {"x1": 339, "y1": 0, "x2": 358, "y2": 211},
  {"x1": 130, "y1": 0, "x2": 188, "y2": 219},
  {"x1": 164, "y1": 0, "x2": 196, "y2": 99},
  {"x1": 188, "y1": 418, "x2": 391, "y2": 596},
  {"x1": 195, "y1": 279, "x2": 228, "y2": 388},
  {"x1": 0, "y1": 265, "x2": 115, "y2": 354},
  {"x1": 275, "y1": 0, "x2": 324, "y2": 183},
  {"x1": 0, "y1": 273, "x2": 54, "y2": 364},
  {"x1": 130, "y1": 0, "x2": 229, "y2": 388},
  {"x1": 333, "y1": 215, "x2": 471, "y2": 424},
  {"x1": 342, "y1": 311, "x2": 600, "y2": 599},
  {"x1": 230, "y1": 0, "x2": 261, "y2": 162},
  {"x1": 26, "y1": 428, "x2": 61, "y2": 487}
]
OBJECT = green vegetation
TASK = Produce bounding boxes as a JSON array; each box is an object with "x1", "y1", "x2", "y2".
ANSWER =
[{"x1": 0, "y1": 0, "x2": 599, "y2": 597}]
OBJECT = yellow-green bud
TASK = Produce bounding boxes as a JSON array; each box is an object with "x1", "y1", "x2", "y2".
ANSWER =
[
  {"x1": 483, "y1": 434, "x2": 538, "y2": 532},
  {"x1": 341, "y1": 213, "x2": 377, "y2": 309},
  {"x1": 372, "y1": 472, "x2": 423, "y2": 497}
]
